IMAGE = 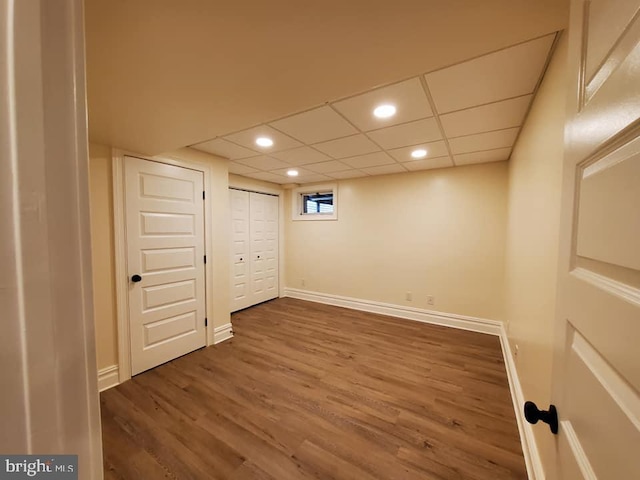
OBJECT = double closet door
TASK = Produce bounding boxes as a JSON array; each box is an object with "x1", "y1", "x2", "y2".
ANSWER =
[{"x1": 230, "y1": 189, "x2": 279, "y2": 312}]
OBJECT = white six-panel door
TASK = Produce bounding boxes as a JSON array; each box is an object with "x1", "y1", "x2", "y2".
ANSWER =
[
  {"x1": 125, "y1": 157, "x2": 207, "y2": 375},
  {"x1": 551, "y1": 1, "x2": 640, "y2": 478},
  {"x1": 230, "y1": 189, "x2": 279, "y2": 312}
]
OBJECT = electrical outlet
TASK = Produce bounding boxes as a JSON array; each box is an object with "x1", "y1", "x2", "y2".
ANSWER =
[
  {"x1": 301, "y1": 279, "x2": 305, "y2": 287},
  {"x1": 406, "y1": 291, "x2": 412, "y2": 301},
  {"x1": 514, "y1": 344, "x2": 519, "y2": 357},
  {"x1": 427, "y1": 295, "x2": 434, "y2": 306}
]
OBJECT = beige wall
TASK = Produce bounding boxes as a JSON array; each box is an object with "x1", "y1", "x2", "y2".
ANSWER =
[
  {"x1": 89, "y1": 143, "x2": 118, "y2": 369},
  {"x1": 285, "y1": 162, "x2": 509, "y2": 321},
  {"x1": 89, "y1": 144, "x2": 231, "y2": 371},
  {"x1": 503, "y1": 33, "x2": 568, "y2": 470}
]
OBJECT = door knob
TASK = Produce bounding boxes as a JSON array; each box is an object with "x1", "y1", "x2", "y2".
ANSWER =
[
  {"x1": 257, "y1": 255, "x2": 261, "y2": 259},
  {"x1": 524, "y1": 401, "x2": 558, "y2": 434},
  {"x1": 131, "y1": 274, "x2": 142, "y2": 283}
]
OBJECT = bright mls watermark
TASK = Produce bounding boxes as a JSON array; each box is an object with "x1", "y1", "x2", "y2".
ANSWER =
[{"x1": 0, "y1": 456, "x2": 77, "y2": 479}]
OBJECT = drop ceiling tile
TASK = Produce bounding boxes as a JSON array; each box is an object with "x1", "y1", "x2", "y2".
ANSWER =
[
  {"x1": 426, "y1": 34, "x2": 555, "y2": 113},
  {"x1": 454, "y1": 147, "x2": 511, "y2": 166},
  {"x1": 234, "y1": 155, "x2": 291, "y2": 171},
  {"x1": 440, "y1": 95, "x2": 532, "y2": 138},
  {"x1": 313, "y1": 134, "x2": 380, "y2": 159},
  {"x1": 190, "y1": 138, "x2": 258, "y2": 159},
  {"x1": 223, "y1": 125, "x2": 302, "y2": 153},
  {"x1": 449, "y1": 128, "x2": 520, "y2": 154},
  {"x1": 295, "y1": 173, "x2": 333, "y2": 184},
  {"x1": 387, "y1": 140, "x2": 449, "y2": 162},
  {"x1": 268, "y1": 166, "x2": 311, "y2": 176},
  {"x1": 326, "y1": 170, "x2": 368, "y2": 179},
  {"x1": 270, "y1": 146, "x2": 332, "y2": 166},
  {"x1": 228, "y1": 162, "x2": 259, "y2": 175},
  {"x1": 304, "y1": 160, "x2": 352, "y2": 173},
  {"x1": 244, "y1": 171, "x2": 289, "y2": 184},
  {"x1": 361, "y1": 164, "x2": 408, "y2": 176},
  {"x1": 341, "y1": 151, "x2": 395, "y2": 169},
  {"x1": 269, "y1": 106, "x2": 358, "y2": 144},
  {"x1": 403, "y1": 157, "x2": 454, "y2": 171},
  {"x1": 333, "y1": 78, "x2": 433, "y2": 131},
  {"x1": 366, "y1": 118, "x2": 442, "y2": 150}
]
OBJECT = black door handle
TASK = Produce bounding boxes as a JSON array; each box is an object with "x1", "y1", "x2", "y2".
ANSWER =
[
  {"x1": 131, "y1": 274, "x2": 142, "y2": 283},
  {"x1": 524, "y1": 401, "x2": 558, "y2": 434}
]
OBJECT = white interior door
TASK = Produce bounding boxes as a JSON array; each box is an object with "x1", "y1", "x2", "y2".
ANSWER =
[
  {"x1": 230, "y1": 189, "x2": 251, "y2": 312},
  {"x1": 125, "y1": 157, "x2": 207, "y2": 375},
  {"x1": 551, "y1": 1, "x2": 640, "y2": 478},
  {"x1": 230, "y1": 189, "x2": 279, "y2": 311},
  {"x1": 250, "y1": 192, "x2": 279, "y2": 305}
]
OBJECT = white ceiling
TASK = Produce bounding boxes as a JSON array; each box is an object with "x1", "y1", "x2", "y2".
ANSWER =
[
  {"x1": 85, "y1": 1, "x2": 568, "y2": 156},
  {"x1": 192, "y1": 34, "x2": 557, "y2": 184}
]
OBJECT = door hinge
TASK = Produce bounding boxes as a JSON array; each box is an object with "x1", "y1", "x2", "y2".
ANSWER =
[
  {"x1": 205, "y1": 318, "x2": 208, "y2": 327},
  {"x1": 203, "y1": 191, "x2": 206, "y2": 200},
  {"x1": 204, "y1": 255, "x2": 207, "y2": 264}
]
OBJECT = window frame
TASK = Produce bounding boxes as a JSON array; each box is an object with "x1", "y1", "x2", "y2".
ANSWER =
[{"x1": 291, "y1": 183, "x2": 338, "y2": 221}]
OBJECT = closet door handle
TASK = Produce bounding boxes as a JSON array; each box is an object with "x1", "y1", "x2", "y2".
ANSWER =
[
  {"x1": 257, "y1": 255, "x2": 261, "y2": 259},
  {"x1": 131, "y1": 274, "x2": 142, "y2": 283}
]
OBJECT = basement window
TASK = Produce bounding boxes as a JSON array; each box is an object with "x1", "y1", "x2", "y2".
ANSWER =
[{"x1": 292, "y1": 183, "x2": 338, "y2": 221}]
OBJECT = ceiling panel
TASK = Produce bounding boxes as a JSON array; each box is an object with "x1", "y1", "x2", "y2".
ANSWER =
[
  {"x1": 426, "y1": 34, "x2": 555, "y2": 113},
  {"x1": 228, "y1": 162, "x2": 259, "y2": 175},
  {"x1": 454, "y1": 147, "x2": 512, "y2": 165},
  {"x1": 304, "y1": 160, "x2": 352, "y2": 173},
  {"x1": 440, "y1": 95, "x2": 532, "y2": 138},
  {"x1": 387, "y1": 141, "x2": 449, "y2": 162},
  {"x1": 191, "y1": 138, "x2": 258, "y2": 159},
  {"x1": 449, "y1": 128, "x2": 520, "y2": 154},
  {"x1": 341, "y1": 152, "x2": 395, "y2": 169},
  {"x1": 403, "y1": 157, "x2": 455, "y2": 171},
  {"x1": 245, "y1": 171, "x2": 289, "y2": 184},
  {"x1": 234, "y1": 155, "x2": 291, "y2": 170},
  {"x1": 223, "y1": 125, "x2": 302, "y2": 153},
  {"x1": 327, "y1": 170, "x2": 369, "y2": 179},
  {"x1": 313, "y1": 134, "x2": 380, "y2": 159},
  {"x1": 333, "y1": 78, "x2": 433, "y2": 131},
  {"x1": 367, "y1": 118, "x2": 442, "y2": 150},
  {"x1": 269, "y1": 106, "x2": 358, "y2": 144},
  {"x1": 361, "y1": 164, "x2": 408, "y2": 176},
  {"x1": 270, "y1": 146, "x2": 332, "y2": 166}
]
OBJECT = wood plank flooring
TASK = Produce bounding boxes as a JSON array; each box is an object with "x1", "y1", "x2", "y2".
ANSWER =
[{"x1": 101, "y1": 298, "x2": 526, "y2": 480}]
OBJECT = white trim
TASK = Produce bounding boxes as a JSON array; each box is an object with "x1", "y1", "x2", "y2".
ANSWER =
[
  {"x1": 214, "y1": 323, "x2": 234, "y2": 344},
  {"x1": 112, "y1": 151, "x2": 131, "y2": 383},
  {"x1": 499, "y1": 324, "x2": 546, "y2": 480},
  {"x1": 283, "y1": 288, "x2": 544, "y2": 480},
  {"x1": 284, "y1": 288, "x2": 501, "y2": 335},
  {"x1": 112, "y1": 148, "x2": 217, "y2": 382},
  {"x1": 98, "y1": 365, "x2": 120, "y2": 392},
  {"x1": 560, "y1": 420, "x2": 597, "y2": 480}
]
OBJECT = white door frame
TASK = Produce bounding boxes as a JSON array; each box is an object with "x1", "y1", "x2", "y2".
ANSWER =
[
  {"x1": 112, "y1": 149, "x2": 215, "y2": 383},
  {"x1": 228, "y1": 177, "x2": 285, "y2": 301}
]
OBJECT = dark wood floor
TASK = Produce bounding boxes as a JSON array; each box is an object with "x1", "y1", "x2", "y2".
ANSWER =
[{"x1": 101, "y1": 298, "x2": 526, "y2": 480}]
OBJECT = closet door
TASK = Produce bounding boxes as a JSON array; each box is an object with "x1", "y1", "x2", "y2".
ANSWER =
[
  {"x1": 230, "y1": 189, "x2": 251, "y2": 312},
  {"x1": 230, "y1": 190, "x2": 279, "y2": 312}
]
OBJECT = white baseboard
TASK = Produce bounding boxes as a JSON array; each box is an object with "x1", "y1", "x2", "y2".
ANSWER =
[
  {"x1": 283, "y1": 287, "x2": 544, "y2": 480},
  {"x1": 499, "y1": 325, "x2": 545, "y2": 480},
  {"x1": 214, "y1": 323, "x2": 234, "y2": 344},
  {"x1": 283, "y1": 288, "x2": 502, "y2": 335},
  {"x1": 98, "y1": 365, "x2": 119, "y2": 392}
]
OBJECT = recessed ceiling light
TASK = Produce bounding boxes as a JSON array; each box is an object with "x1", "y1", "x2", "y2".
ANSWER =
[
  {"x1": 411, "y1": 149, "x2": 427, "y2": 159},
  {"x1": 286, "y1": 169, "x2": 299, "y2": 177},
  {"x1": 373, "y1": 104, "x2": 396, "y2": 119},
  {"x1": 255, "y1": 136, "x2": 274, "y2": 147}
]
